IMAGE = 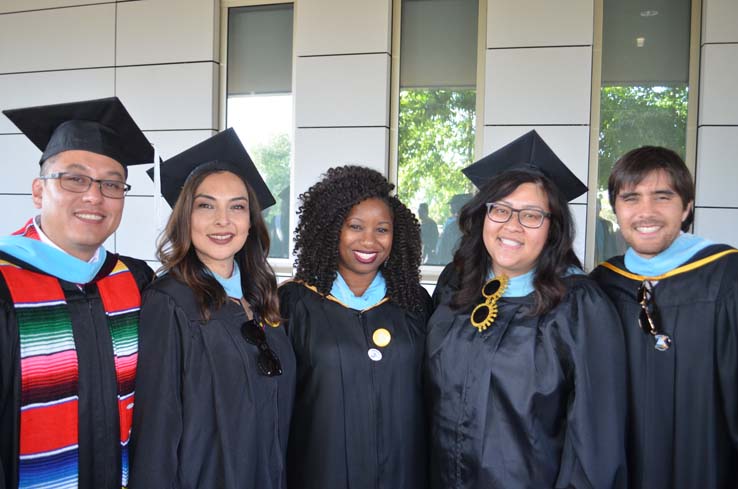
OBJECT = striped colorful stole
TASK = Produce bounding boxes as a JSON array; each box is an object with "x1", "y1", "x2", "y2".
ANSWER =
[{"x1": 0, "y1": 259, "x2": 140, "y2": 489}]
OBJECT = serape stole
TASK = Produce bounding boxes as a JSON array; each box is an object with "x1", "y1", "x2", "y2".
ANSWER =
[{"x1": 0, "y1": 259, "x2": 140, "y2": 489}]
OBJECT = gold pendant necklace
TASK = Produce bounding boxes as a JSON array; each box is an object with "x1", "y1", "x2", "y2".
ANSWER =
[{"x1": 470, "y1": 275, "x2": 509, "y2": 332}]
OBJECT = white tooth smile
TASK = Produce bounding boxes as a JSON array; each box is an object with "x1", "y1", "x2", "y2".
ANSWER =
[
  {"x1": 76, "y1": 213, "x2": 103, "y2": 221},
  {"x1": 355, "y1": 251, "x2": 377, "y2": 260},
  {"x1": 499, "y1": 238, "x2": 522, "y2": 247},
  {"x1": 636, "y1": 226, "x2": 660, "y2": 233},
  {"x1": 209, "y1": 234, "x2": 233, "y2": 240}
]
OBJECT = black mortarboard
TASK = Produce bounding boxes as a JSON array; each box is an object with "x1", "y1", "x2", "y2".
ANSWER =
[
  {"x1": 2, "y1": 97, "x2": 153, "y2": 168},
  {"x1": 462, "y1": 130, "x2": 587, "y2": 202},
  {"x1": 150, "y1": 128, "x2": 276, "y2": 210}
]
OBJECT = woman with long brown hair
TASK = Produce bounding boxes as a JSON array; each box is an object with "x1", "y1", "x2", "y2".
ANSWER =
[{"x1": 130, "y1": 129, "x2": 295, "y2": 489}]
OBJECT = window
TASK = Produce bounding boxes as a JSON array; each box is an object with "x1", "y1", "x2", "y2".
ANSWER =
[
  {"x1": 397, "y1": 0, "x2": 479, "y2": 266},
  {"x1": 225, "y1": 3, "x2": 293, "y2": 259},
  {"x1": 593, "y1": 0, "x2": 692, "y2": 264}
]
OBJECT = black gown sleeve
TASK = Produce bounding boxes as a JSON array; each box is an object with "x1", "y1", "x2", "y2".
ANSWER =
[
  {"x1": 716, "y1": 279, "x2": 738, "y2": 453},
  {"x1": 129, "y1": 287, "x2": 187, "y2": 489},
  {"x1": 0, "y1": 296, "x2": 17, "y2": 489},
  {"x1": 555, "y1": 278, "x2": 628, "y2": 489},
  {"x1": 432, "y1": 263, "x2": 458, "y2": 309}
]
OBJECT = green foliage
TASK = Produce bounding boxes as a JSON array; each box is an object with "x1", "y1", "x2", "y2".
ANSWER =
[
  {"x1": 251, "y1": 132, "x2": 291, "y2": 199},
  {"x1": 398, "y1": 89, "x2": 476, "y2": 223},
  {"x1": 250, "y1": 132, "x2": 291, "y2": 257},
  {"x1": 598, "y1": 85, "x2": 689, "y2": 191}
]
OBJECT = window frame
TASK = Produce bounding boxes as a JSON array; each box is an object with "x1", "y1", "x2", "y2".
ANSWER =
[
  {"x1": 584, "y1": 0, "x2": 702, "y2": 270},
  {"x1": 388, "y1": 0, "x2": 488, "y2": 284},
  {"x1": 219, "y1": 0, "x2": 296, "y2": 277}
]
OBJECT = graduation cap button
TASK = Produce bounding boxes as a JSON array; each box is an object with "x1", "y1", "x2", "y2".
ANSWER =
[{"x1": 372, "y1": 328, "x2": 391, "y2": 347}]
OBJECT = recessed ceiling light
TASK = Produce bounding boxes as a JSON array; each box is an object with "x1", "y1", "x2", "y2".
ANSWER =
[{"x1": 640, "y1": 10, "x2": 659, "y2": 17}]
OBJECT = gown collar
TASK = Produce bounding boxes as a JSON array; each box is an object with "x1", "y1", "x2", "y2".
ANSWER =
[
  {"x1": 330, "y1": 271, "x2": 387, "y2": 310},
  {"x1": 624, "y1": 233, "x2": 713, "y2": 277},
  {"x1": 209, "y1": 262, "x2": 243, "y2": 299},
  {"x1": 0, "y1": 216, "x2": 106, "y2": 283},
  {"x1": 487, "y1": 266, "x2": 585, "y2": 298}
]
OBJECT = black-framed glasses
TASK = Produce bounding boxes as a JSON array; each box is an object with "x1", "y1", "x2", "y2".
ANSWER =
[
  {"x1": 39, "y1": 172, "x2": 131, "y2": 199},
  {"x1": 485, "y1": 202, "x2": 551, "y2": 229},
  {"x1": 637, "y1": 280, "x2": 672, "y2": 351},
  {"x1": 241, "y1": 319, "x2": 283, "y2": 376}
]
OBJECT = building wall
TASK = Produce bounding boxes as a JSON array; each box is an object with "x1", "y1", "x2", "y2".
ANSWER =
[
  {"x1": 694, "y1": 0, "x2": 738, "y2": 246},
  {"x1": 0, "y1": 0, "x2": 736, "y2": 270},
  {"x1": 0, "y1": 0, "x2": 220, "y2": 265}
]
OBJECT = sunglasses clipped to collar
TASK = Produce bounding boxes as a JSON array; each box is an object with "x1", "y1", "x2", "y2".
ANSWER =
[
  {"x1": 241, "y1": 318, "x2": 283, "y2": 376},
  {"x1": 637, "y1": 280, "x2": 672, "y2": 352}
]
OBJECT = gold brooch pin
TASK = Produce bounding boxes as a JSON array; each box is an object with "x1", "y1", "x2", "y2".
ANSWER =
[{"x1": 470, "y1": 275, "x2": 509, "y2": 332}]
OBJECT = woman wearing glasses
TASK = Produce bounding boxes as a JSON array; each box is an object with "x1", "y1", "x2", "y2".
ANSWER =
[
  {"x1": 279, "y1": 166, "x2": 431, "y2": 489},
  {"x1": 130, "y1": 130, "x2": 295, "y2": 489},
  {"x1": 426, "y1": 132, "x2": 627, "y2": 489}
]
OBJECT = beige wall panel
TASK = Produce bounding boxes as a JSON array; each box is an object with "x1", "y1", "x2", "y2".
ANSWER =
[
  {"x1": 485, "y1": 47, "x2": 592, "y2": 125},
  {"x1": 0, "y1": 0, "x2": 108, "y2": 14},
  {"x1": 0, "y1": 68, "x2": 115, "y2": 133},
  {"x1": 487, "y1": 0, "x2": 594, "y2": 48},
  {"x1": 694, "y1": 208, "x2": 738, "y2": 248},
  {"x1": 115, "y1": 62, "x2": 218, "y2": 131},
  {"x1": 571, "y1": 203, "x2": 587, "y2": 264},
  {"x1": 117, "y1": 0, "x2": 218, "y2": 65},
  {"x1": 115, "y1": 195, "x2": 169, "y2": 260},
  {"x1": 702, "y1": 0, "x2": 738, "y2": 44},
  {"x1": 695, "y1": 126, "x2": 738, "y2": 208},
  {"x1": 699, "y1": 44, "x2": 738, "y2": 125},
  {"x1": 295, "y1": 0, "x2": 391, "y2": 56},
  {"x1": 0, "y1": 134, "x2": 41, "y2": 193},
  {"x1": 295, "y1": 54, "x2": 390, "y2": 127},
  {"x1": 293, "y1": 127, "x2": 388, "y2": 197},
  {"x1": 483, "y1": 125, "x2": 590, "y2": 204},
  {"x1": 127, "y1": 130, "x2": 216, "y2": 196},
  {"x1": 0, "y1": 195, "x2": 41, "y2": 236},
  {"x1": 0, "y1": 4, "x2": 115, "y2": 73}
]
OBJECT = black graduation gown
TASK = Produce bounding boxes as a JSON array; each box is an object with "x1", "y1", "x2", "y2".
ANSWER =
[
  {"x1": 0, "y1": 252, "x2": 153, "y2": 489},
  {"x1": 590, "y1": 244, "x2": 738, "y2": 489},
  {"x1": 426, "y1": 265, "x2": 628, "y2": 489},
  {"x1": 278, "y1": 281, "x2": 431, "y2": 489},
  {"x1": 129, "y1": 274, "x2": 296, "y2": 489}
]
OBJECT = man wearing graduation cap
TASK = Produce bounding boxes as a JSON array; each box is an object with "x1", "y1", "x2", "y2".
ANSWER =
[
  {"x1": 0, "y1": 97, "x2": 155, "y2": 489},
  {"x1": 427, "y1": 130, "x2": 627, "y2": 489},
  {"x1": 590, "y1": 146, "x2": 738, "y2": 489}
]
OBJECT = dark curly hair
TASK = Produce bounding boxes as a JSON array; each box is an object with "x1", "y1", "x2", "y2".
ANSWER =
[
  {"x1": 293, "y1": 165, "x2": 425, "y2": 312},
  {"x1": 451, "y1": 168, "x2": 581, "y2": 316}
]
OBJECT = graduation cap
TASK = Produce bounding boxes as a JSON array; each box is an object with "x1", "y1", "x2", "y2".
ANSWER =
[
  {"x1": 462, "y1": 130, "x2": 587, "y2": 202},
  {"x1": 150, "y1": 128, "x2": 276, "y2": 210},
  {"x1": 2, "y1": 97, "x2": 153, "y2": 168}
]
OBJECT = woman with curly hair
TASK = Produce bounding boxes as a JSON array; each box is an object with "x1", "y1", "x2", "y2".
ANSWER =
[
  {"x1": 279, "y1": 165, "x2": 431, "y2": 489},
  {"x1": 426, "y1": 132, "x2": 627, "y2": 489},
  {"x1": 130, "y1": 130, "x2": 295, "y2": 489}
]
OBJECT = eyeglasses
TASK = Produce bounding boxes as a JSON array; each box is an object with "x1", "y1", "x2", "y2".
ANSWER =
[
  {"x1": 637, "y1": 280, "x2": 671, "y2": 351},
  {"x1": 39, "y1": 172, "x2": 131, "y2": 199},
  {"x1": 241, "y1": 319, "x2": 283, "y2": 376},
  {"x1": 485, "y1": 203, "x2": 551, "y2": 229}
]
